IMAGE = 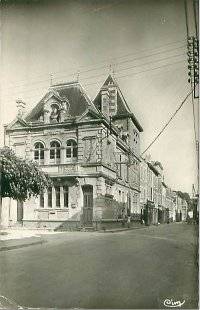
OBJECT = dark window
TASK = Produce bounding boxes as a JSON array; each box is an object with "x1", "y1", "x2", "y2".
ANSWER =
[
  {"x1": 50, "y1": 141, "x2": 60, "y2": 159},
  {"x1": 64, "y1": 186, "x2": 69, "y2": 208},
  {"x1": 119, "y1": 155, "x2": 122, "y2": 177},
  {"x1": 34, "y1": 150, "x2": 39, "y2": 160},
  {"x1": 150, "y1": 188, "x2": 153, "y2": 201},
  {"x1": 66, "y1": 140, "x2": 77, "y2": 158},
  {"x1": 40, "y1": 193, "x2": 44, "y2": 208},
  {"x1": 55, "y1": 187, "x2": 60, "y2": 207},
  {"x1": 127, "y1": 165, "x2": 129, "y2": 182},
  {"x1": 48, "y1": 187, "x2": 52, "y2": 207},
  {"x1": 34, "y1": 142, "x2": 44, "y2": 161}
]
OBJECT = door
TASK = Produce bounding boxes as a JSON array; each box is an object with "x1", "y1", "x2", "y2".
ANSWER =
[{"x1": 82, "y1": 185, "x2": 93, "y2": 226}]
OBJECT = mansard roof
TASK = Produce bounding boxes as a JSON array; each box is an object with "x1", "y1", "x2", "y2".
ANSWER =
[
  {"x1": 25, "y1": 81, "x2": 99, "y2": 122},
  {"x1": 93, "y1": 75, "x2": 143, "y2": 132}
]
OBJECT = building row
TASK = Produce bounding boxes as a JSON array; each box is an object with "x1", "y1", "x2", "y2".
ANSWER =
[
  {"x1": 1, "y1": 75, "x2": 188, "y2": 230},
  {"x1": 140, "y1": 156, "x2": 188, "y2": 225}
]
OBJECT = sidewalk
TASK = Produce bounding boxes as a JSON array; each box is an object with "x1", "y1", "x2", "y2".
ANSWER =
[
  {"x1": 98, "y1": 225, "x2": 149, "y2": 233},
  {"x1": 0, "y1": 223, "x2": 178, "y2": 251},
  {"x1": 0, "y1": 236, "x2": 46, "y2": 251},
  {"x1": 0, "y1": 229, "x2": 61, "y2": 251}
]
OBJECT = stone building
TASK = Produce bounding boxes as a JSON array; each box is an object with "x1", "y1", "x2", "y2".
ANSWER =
[
  {"x1": 139, "y1": 158, "x2": 175, "y2": 225},
  {"x1": 140, "y1": 157, "x2": 161, "y2": 225},
  {"x1": 165, "y1": 187, "x2": 176, "y2": 222},
  {"x1": 2, "y1": 75, "x2": 143, "y2": 230},
  {"x1": 173, "y1": 192, "x2": 188, "y2": 222}
]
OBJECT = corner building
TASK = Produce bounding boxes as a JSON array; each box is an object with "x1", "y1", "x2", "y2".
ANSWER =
[{"x1": 4, "y1": 75, "x2": 143, "y2": 230}]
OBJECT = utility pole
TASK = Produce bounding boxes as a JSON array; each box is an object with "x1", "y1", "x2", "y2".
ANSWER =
[
  {"x1": 0, "y1": 149, "x2": 2, "y2": 228},
  {"x1": 187, "y1": 36, "x2": 199, "y2": 98},
  {"x1": 185, "y1": 0, "x2": 199, "y2": 209}
]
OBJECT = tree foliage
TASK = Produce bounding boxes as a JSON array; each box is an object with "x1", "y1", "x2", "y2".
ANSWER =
[{"x1": 0, "y1": 147, "x2": 52, "y2": 201}]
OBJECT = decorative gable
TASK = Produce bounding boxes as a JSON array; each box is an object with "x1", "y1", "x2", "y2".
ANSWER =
[
  {"x1": 25, "y1": 81, "x2": 96, "y2": 125},
  {"x1": 42, "y1": 95, "x2": 70, "y2": 123},
  {"x1": 94, "y1": 75, "x2": 126, "y2": 119},
  {"x1": 93, "y1": 75, "x2": 143, "y2": 132},
  {"x1": 100, "y1": 76, "x2": 118, "y2": 118},
  {"x1": 6, "y1": 117, "x2": 29, "y2": 130}
]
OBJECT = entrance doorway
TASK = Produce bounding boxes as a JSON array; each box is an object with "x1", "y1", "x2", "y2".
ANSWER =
[{"x1": 82, "y1": 185, "x2": 93, "y2": 226}]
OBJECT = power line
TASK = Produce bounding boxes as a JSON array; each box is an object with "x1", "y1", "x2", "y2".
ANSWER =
[
  {"x1": 71, "y1": 54, "x2": 186, "y2": 87},
  {"x1": 114, "y1": 45, "x2": 186, "y2": 66},
  {"x1": 141, "y1": 88, "x2": 193, "y2": 156},
  {"x1": 114, "y1": 53, "x2": 186, "y2": 74},
  {"x1": 22, "y1": 59, "x2": 186, "y2": 102},
  {"x1": 82, "y1": 59, "x2": 185, "y2": 88},
  {"x1": 51, "y1": 39, "x2": 186, "y2": 75},
  {"x1": 54, "y1": 45, "x2": 186, "y2": 81},
  {"x1": 1, "y1": 62, "x2": 184, "y2": 110},
  {"x1": 2, "y1": 56, "x2": 186, "y2": 102},
  {"x1": 191, "y1": 87, "x2": 198, "y2": 144},
  {"x1": 184, "y1": 0, "x2": 189, "y2": 37},
  {"x1": 116, "y1": 59, "x2": 185, "y2": 80},
  {"x1": 190, "y1": 84, "x2": 199, "y2": 189},
  {"x1": 2, "y1": 44, "x2": 186, "y2": 93},
  {"x1": 1, "y1": 57, "x2": 186, "y2": 120}
]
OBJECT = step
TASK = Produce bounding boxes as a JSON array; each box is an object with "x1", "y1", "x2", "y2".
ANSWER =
[{"x1": 80, "y1": 226, "x2": 95, "y2": 232}]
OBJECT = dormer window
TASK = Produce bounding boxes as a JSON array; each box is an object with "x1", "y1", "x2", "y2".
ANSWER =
[{"x1": 50, "y1": 104, "x2": 60, "y2": 123}]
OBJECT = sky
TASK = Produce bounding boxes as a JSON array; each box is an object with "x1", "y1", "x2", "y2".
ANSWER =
[{"x1": 0, "y1": 0, "x2": 198, "y2": 194}]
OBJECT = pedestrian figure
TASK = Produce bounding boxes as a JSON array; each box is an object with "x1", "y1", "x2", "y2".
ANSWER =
[{"x1": 127, "y1": 215, "x2": 131, "y2": 228}]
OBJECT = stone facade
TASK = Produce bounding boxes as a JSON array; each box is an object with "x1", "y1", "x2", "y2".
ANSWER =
[
  {"x1": 2, "y1": 75, "x2": 143, "y2": 230},
  {"x1": 140, "y1": 157, "x2": 160, "y2": 225},
  {"x1": 173, "y1": 192, "x2": 188, "y2": 222},
  {"x1": 140, "y1": 158, "x2": 178, "y2": 225}
]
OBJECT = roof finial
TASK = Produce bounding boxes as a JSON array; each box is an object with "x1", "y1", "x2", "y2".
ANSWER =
[
  {"x1": 16, "y1": 99, "x2": 26, "y2": 118},
  {"x1": 109, "y1": 63, "x2": 115, "y2": 78},
  {"x1": 76, "y1": 70, "x2": 80, "y2": 82},
  {"x1": 109, "y1": 64, "x2": 113, "y2": 75},
  {"x1": 50, "y1": 74, "x2": 53, "y2": 86}
]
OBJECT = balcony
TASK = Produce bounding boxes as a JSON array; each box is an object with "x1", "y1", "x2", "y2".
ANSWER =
[{"x1": 40, "y1": 163, "x2": 78, "y2": 175}]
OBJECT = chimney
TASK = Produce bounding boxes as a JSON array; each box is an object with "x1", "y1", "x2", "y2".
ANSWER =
[
  {"x1": 101, "y1": 86, "x2": 109, "y2": 118},
  {"x1": 107, "y1": 81, "x2": 117, "y2": 116},
  {"x1": 16, "y1": 99, "x2": 26, "y2": 118}
]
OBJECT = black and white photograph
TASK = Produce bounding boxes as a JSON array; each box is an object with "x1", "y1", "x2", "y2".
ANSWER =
[{"x1": 0, "y1": 0, "x2": 199, "y2": 309}]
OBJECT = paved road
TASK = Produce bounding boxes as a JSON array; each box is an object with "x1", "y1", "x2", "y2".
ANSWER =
[{"x1": 0, "y1": 223, "x2": 198, "y2": 309}]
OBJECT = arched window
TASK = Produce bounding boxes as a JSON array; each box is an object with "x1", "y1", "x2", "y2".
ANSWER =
[
  {"x1": 34, "y1": 142, "x2": 44, "y2": 161},
  {"x1": 50, "y1": 141, "x2": 61, "y2": 160},
  {"x1": 66, "y1": 140, "x2": 77, "y2": 158}
]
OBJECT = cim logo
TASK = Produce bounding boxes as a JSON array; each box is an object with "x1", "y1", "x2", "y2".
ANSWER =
[{"x1": 164, "y1": 299, "x2": 185, "y2": 308}]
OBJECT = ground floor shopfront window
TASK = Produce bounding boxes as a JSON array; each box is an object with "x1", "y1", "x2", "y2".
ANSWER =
[{"x1": 39, "y1": 186, "x2": 69, "y2": 208}]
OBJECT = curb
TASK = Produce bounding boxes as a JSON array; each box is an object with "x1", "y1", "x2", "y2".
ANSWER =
[
  {"x1": 98, "y1": 226, "x2": 149, "y2": 233},
  {"x1": 0, "y1": 238, "x2": 47, "y2": 252}
]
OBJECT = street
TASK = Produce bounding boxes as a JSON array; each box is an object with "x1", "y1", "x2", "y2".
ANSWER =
[{"x1": 0, "y1": 223, "x2": 198, "y2": 309}]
